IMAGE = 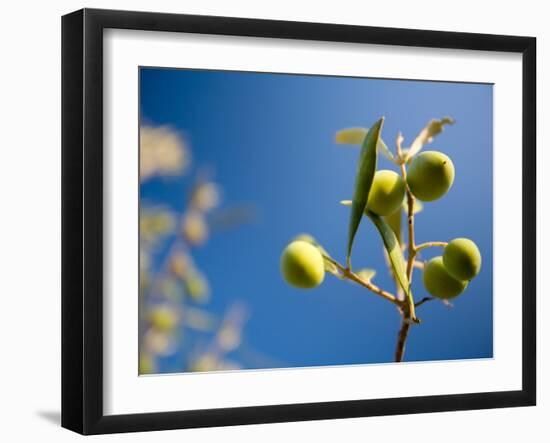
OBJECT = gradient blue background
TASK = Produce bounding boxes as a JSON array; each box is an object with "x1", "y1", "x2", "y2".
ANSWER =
[{"x1": 140, "y1": 67, "x2": 493, "y2": 370}]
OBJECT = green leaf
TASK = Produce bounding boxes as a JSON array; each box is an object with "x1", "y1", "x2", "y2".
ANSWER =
[
  {"x1": 384, "y1": 207, "x2": 402, "y2": 245},
  {"x1": 341, "y1": 198, "x2": 413, "y2": 242},
  {"x1": 335, "y1": 127, "x2": 395, "y2": 162},
  {"x1": 366, "y1": 211, "x2": 416, "y2": 321},
  {"x1": 406, "y1": 117, "x2": 455, "y2": 160},
  {"x1": 335, "y1": 128, "x2": 367, "y2": 145},
  {"x1": 293, "y1": 234, "x2": 340, "y2": 276},
  {"x1": 346, "y1": 117, "x2": 384, "y2": 266},
  {"x1": 356, "y1": 268, "x2": 376, "y2": 282},
  {"x1": 383, "y1": 208, "x2": 404, "y2": 299}
]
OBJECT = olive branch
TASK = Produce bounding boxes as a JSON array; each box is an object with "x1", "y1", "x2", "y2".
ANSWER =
[{"x1": 281, "y1": 116, "x2": 482, "y2": 362}]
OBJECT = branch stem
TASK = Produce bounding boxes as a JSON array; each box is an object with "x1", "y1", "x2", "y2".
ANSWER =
[
  {"x1": 414, "y1": 296, "x2": 434, "y2": 308},
  {"x1": 398, "y1": 161, "x2": 417, "y2": 323},
  {"x1": 323, "y1": 255, "x2": 401, "y2": 306},
  {"x1": 394, "y1": 318, "x2": 411, "y2": 362},
  {"x1": 394, "y1": 136, "x2": 419, "y2": 360}
]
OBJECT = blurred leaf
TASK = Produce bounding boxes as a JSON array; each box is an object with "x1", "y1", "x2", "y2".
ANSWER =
[
  {"x1": 139, "y1": 352, "x2": 156, "y2": 375},
  {"x1": 170, "y1": 253, "x2": 191, "y2": 280},
  {"x1": 184, "y1": 307, "x2": 217, "y2": 332},
  {"x1": 346, "y1": 117, "x2": 384, "y2": 266},
  {"x1": 185, "y1": 269, "x2": 210, "y2": 302},
  {"x1": 406, "y1": 117, "x2": 455, "y2": 160},
  {"x1": 367, "y1": 211, "x2": 415, "y2": 319},
  {"x1": 216, "y1": 360, "x2": 241, "y2": 371},
  {"x1": 140, "y1": 125, "x2": 190, "y2": 181},
  {"x1": 217, "y1": 325, "x2": 241, "y2": 352},
  {"x1": 139, "y1": 271, "x2": 150, "y2": 292},
  {"x1": 209, "y1": 205, "x2": 257, "y2": 232},
  {"x1": 356, "y1": 268, "x2": 376, "y2": 282},
  {"x1": 149, "y1": 305, "x2": 179, "y2": 331},
  {"x1": 335, "y1": 127, "x2": 395, "y2": 161},
  {"x1": 161, "y1": 277, "x2": 182, "y2": 301},
  {"x1": 339, "y1": 200, "x2": 352, "y2": 206},
  {"x1": 140, "y1": 209, "x2": 175, "y2": 244},
  {"x1": 143, "y1": 328, "x2": 177, "y2": 356},
  {"x1": 190, "y1": 354, "x2": 219, "y2": 372},
  {"x1": 153, "y1": 212, "x2": 174, "y2": 232},
  {"x1": 402, "y1": 198, "x2": 423, "y2": 215},
  {"x1": 293, "y1": 233, "x2": 340, "y2": 276},
  {"x1": 182, "y1": 210, "x2": 209, "y2": 246},
  {"x1": 190, "y1": 182, "x2": 221, "y2": 212}
]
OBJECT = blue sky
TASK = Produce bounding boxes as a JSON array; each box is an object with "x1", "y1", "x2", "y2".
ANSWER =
[{"x1": 140, "y1": 67, "x2": 493, "y2": 371}]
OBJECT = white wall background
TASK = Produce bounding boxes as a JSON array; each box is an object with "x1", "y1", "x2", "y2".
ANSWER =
[{"x1": 0, "y1": 0, "x2": 545, "y2": 441}]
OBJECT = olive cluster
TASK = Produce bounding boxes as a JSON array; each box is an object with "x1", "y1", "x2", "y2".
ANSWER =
[
  {"x1": 280, "y1": 149, "x2": 481, "y2": 301},
  {"x1": 423, "y1": 238, "x2": 481, "y2": 299}
]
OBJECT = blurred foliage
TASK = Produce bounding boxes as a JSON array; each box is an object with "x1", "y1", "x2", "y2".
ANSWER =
[
  {"x1": 139, "y1": 125, "x2": 259, "y2": 374},
  {"x1": 140, "y1": 125, "x2": 191, "y2": 179}
]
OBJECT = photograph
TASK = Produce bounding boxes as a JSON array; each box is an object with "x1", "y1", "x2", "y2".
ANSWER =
[
  {"x1": 138, "y1": 67, "x2": 493, "y2": 374},
  {"x1": 55, "y1": 5, "x2": 537, "y2": 437}
]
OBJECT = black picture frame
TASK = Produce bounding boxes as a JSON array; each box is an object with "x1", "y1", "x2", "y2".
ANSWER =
[{"x1": 62, "y1": 8, "x2": 536, "y2": 435}]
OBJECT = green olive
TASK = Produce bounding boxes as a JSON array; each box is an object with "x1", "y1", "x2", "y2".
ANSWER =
[
  {"x1": 423, "y1": 256, "x2": 468, "y2": 299},
  {"x1": 281, "y1": 240, "x2": 325, "y2": 289},
  {"x1": 406, "y1": 151, "x2": 455, "y2": 201},
  {"x1": 366, "y1": 170, "x2": 406, "y2": 216},
  {"x1": 443, "y1": 238, "x2": 481, "y2": 281}
]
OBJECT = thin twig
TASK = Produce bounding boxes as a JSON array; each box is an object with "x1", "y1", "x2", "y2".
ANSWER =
[
  {"x1": 414, "y1": 296, "x2": 434, "y2": 307},
  {"x1": 398, "y1": 164, "x2": 418, "y2": 322},
  {"x1": 323, "y1": 255, "x2": 401, "y2": 306},
  {"x1": 402, "y1": 175, "x2": 416, "y2": 282},
  {"x1": 415, "y1": 241, "x2": 448, "y2": 253},
  {"x1": 394, "y1": 134, "x2": 419, "y2": 359}
]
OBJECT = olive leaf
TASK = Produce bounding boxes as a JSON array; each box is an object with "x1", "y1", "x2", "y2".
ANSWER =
[
  {"x1": 405, "y1": 117, "x2": 455, "y2": 161},
  {"x1": 385, "y1": 207, "x2": 402, "y2": 245},
  {"x1": 356, "y1": 268, "x2": 376, "y2": 282},
  {"x1": 346, "y1": 117, "x2": 384, "y2": 266},
  {"x1": 292, "y1": 234, "x2": 340, "y2": 276},
  {"x1": 384, "y1": 208, "x2": 404, "y2": 300},
  {"x1": 366, "y1": 210, "x2": 416, "y2": 320},
  {"x1": 340, "y1": 201, "x2": 404, "y2": 289},
  {"x1": 335, "y1": 127, "x2": 395, "y2": 162}
]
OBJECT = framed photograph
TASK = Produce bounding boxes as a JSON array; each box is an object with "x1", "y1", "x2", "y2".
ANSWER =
[{"x1": 62, "y1": 8, "x2": 536, "y2": 435}]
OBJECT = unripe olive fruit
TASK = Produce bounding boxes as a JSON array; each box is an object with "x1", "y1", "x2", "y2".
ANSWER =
[
  {"x1": 281, "y1": 240, "x2": 325, "y2": 289},
  {"x1": 423, "y1": 256, "x2": 468, "y2": 299},
  {"x1": 407, "y1": 151, "x2": 455, "y2": 201},
  {"x1": 443, "y1": 238, "x2": 481, "y2": 281},
  {"x1": 366, "y1": 170, "x2": 406, "y2": 216}
]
